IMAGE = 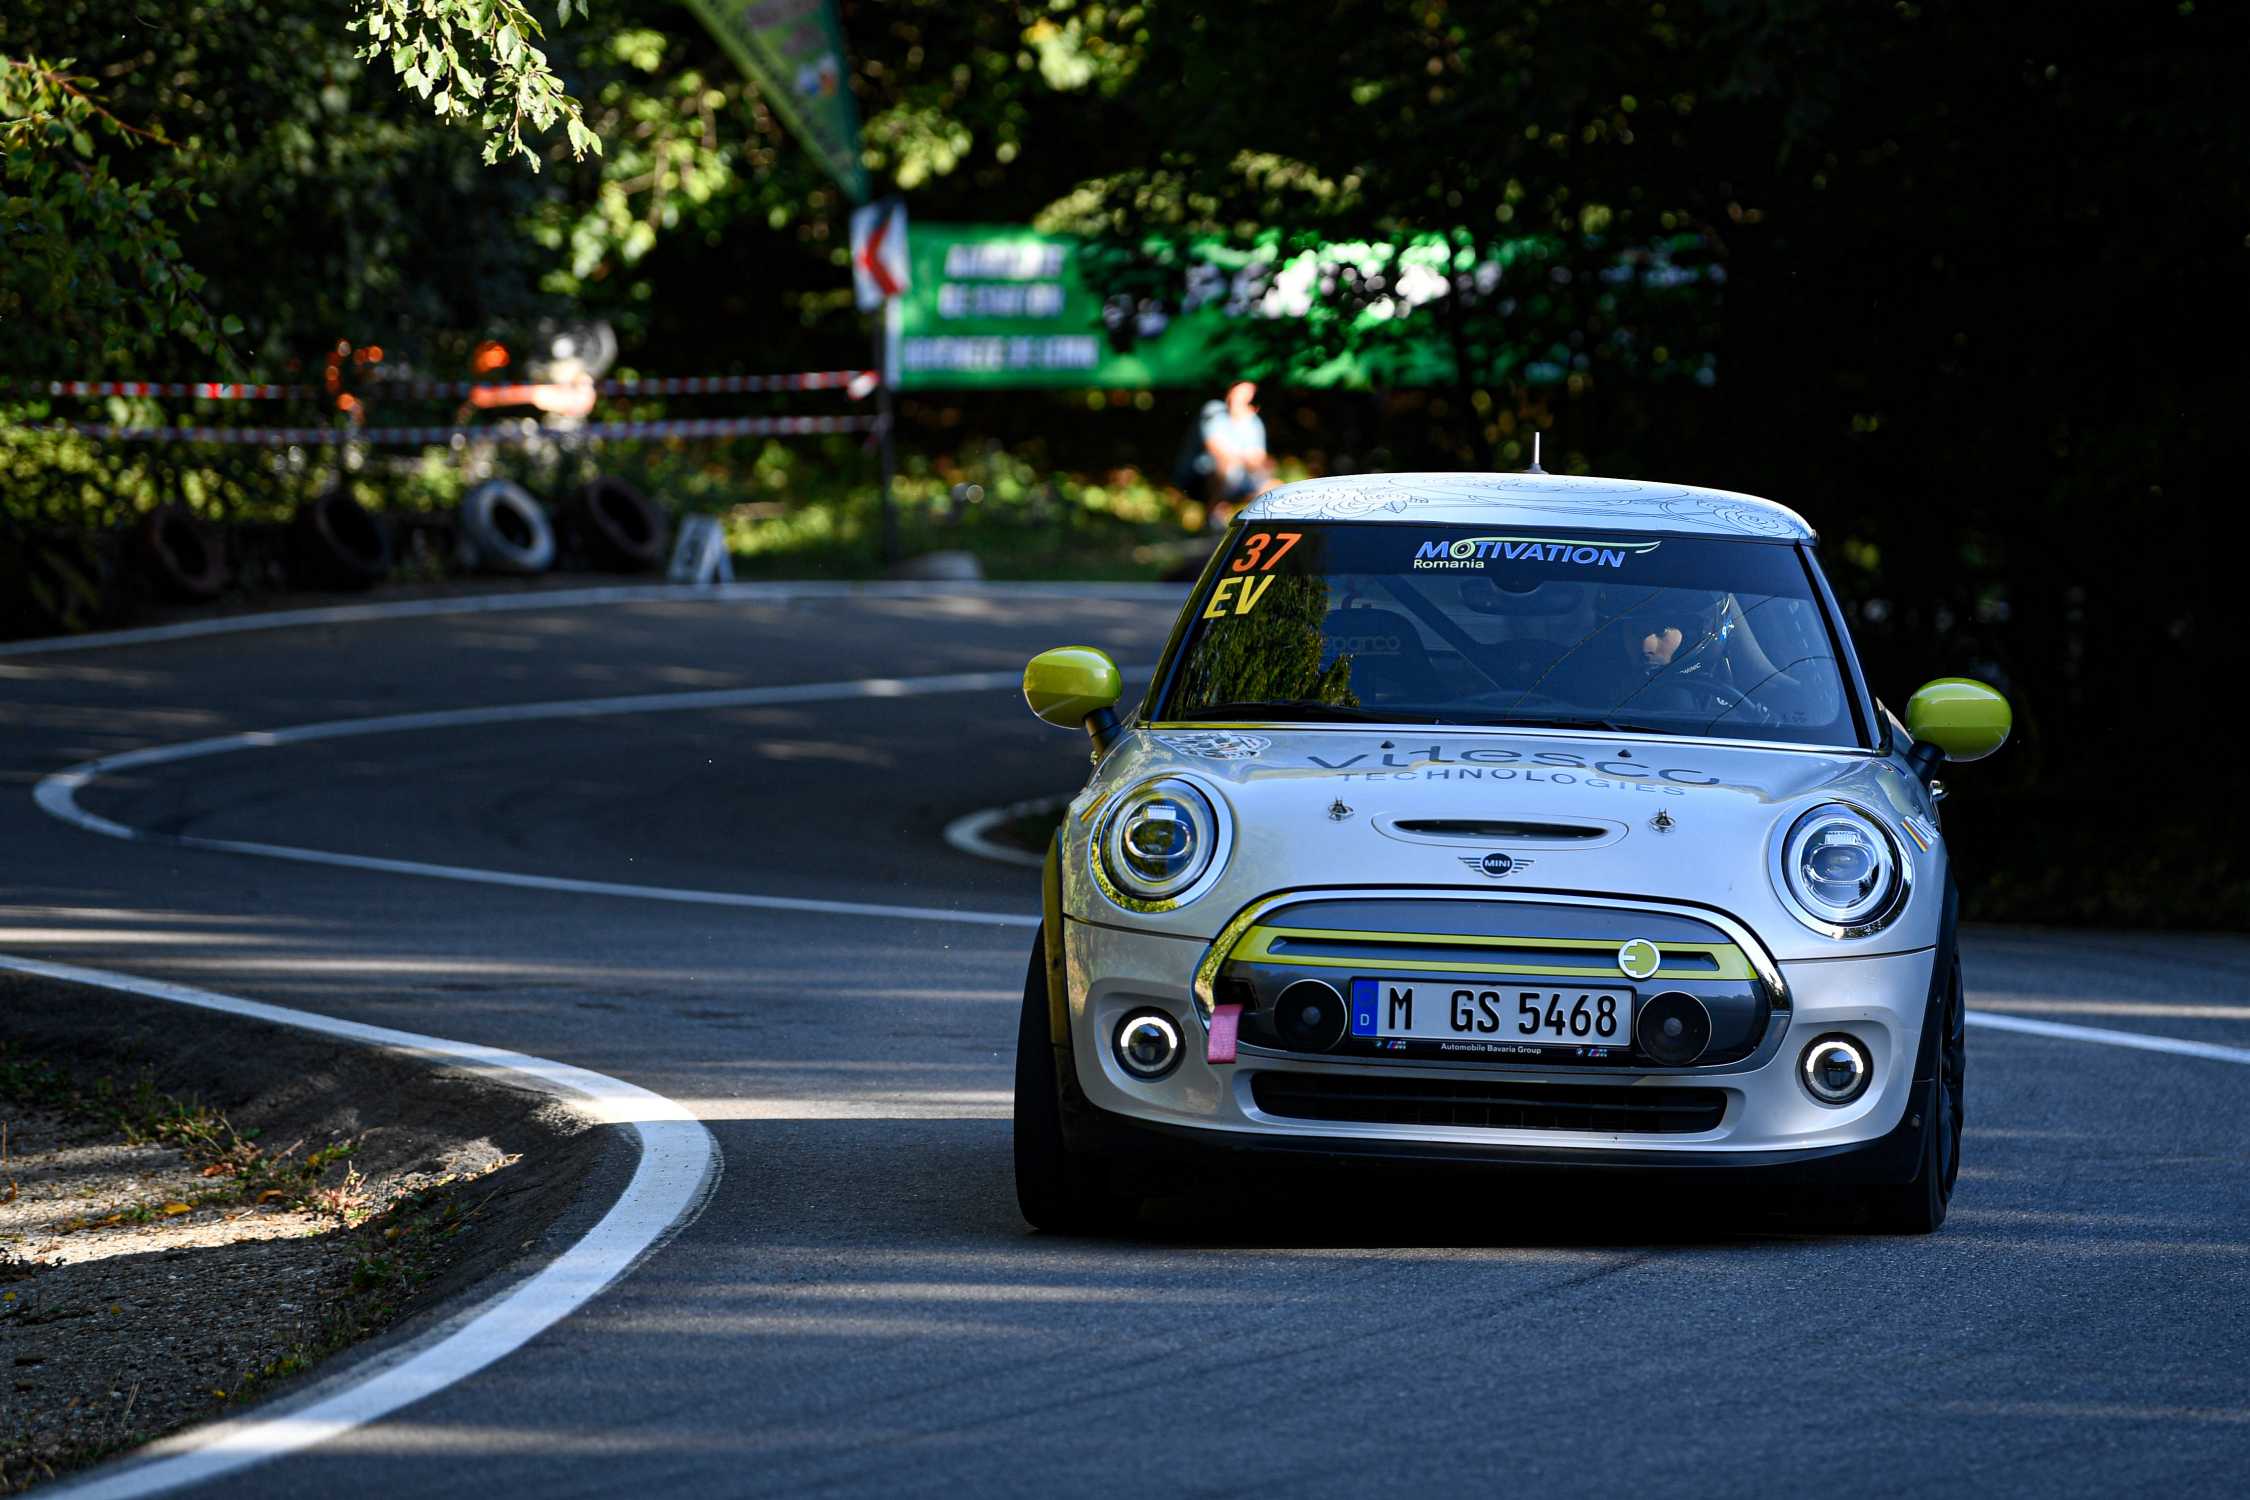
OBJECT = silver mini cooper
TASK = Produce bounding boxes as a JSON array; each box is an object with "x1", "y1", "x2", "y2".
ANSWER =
[{"x1": 1015, "y1": 472, "x2": 2010, "y2": 1233}]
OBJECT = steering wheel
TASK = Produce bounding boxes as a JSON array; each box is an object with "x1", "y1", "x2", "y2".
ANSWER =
[
  {"x1": 1633, "y1": 674, "x2": 1775, "y2": 727},
  {"x1": 1476, "y1": 638, "x2": 1566, "y2": 688}
]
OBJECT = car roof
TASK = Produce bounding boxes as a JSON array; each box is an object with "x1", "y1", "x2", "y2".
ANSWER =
[{"x1": 1238, "y1": 471, "x2": 1816, "y2": 542}]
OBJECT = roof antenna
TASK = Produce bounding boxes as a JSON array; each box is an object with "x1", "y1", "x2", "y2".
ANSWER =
[{"x1": 1522, "y1": 431, "x2": 1547, "y2": 474}]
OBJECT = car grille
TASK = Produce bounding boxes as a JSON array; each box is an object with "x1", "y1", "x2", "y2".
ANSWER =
[{"x1": 1249, "y1": 1071, "x2": 1726, "y2": 1134}]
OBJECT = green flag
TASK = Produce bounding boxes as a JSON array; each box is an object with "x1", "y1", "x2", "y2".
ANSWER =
[{"x1": 688, "y1": 0, "x2": 869, "y2": 203}]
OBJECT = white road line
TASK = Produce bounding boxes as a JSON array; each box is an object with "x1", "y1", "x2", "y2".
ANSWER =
[
  {"x1": 11, "y1": 598, "x2": 2249, "y2": 1494},
  {"x1": 32, "y1": 669, "x2": 1066, "y2": 930},
  {"x1": 108, "y1": 832, "x2": 1041, "y2": 928},
  {"x1": 942, "y1": 798, "x2": 1064, "y2": 870},
  {"x1": 1, "y1": 952, "x2": 719, "y2": 1500},
  {"x1": 1968, "y1": 1010, "x2": 2250, "y2": 1067},
  {"x1": 0, "y1": 580, "x2": 1187, "y2": 659}
]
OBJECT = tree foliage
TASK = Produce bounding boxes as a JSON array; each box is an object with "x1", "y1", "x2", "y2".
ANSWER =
[
  {"x1": 0, "y1": 56, "x2": 234, "y2": 371},
  {"x1": 3, "y1": 0, "x2": 2246, "y2": 919},
  {"x1": 346, "y1": 0, "x2": 599, "y2": 171}
]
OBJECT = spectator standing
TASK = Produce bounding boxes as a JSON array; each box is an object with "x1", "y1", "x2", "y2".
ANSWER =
[{"x1": 1194, "y1": 380, "x2": 1278, "y2": 521}]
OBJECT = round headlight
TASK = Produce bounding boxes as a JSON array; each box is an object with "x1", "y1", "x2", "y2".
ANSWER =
[
  {"x1": 1775, "y1": 803, "x2": 1906, "y2": 935},
  {"x1": 1097, "y1": 778, "x2": 1225, "y2": 905}
]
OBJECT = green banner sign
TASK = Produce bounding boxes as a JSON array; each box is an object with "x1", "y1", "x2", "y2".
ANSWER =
[
  {"x1": 688, "y1": 0, "x2": 868, "y2": 203},
  {"x1": 891, "y1": 224, "x2": 1717, "y2": 393},
  {"x1": 893, "y1": 224, "x2": 1500, "y2": 392}
]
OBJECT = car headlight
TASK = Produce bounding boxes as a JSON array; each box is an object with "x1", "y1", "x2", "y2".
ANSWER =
[
  {"x1": 1096, "y1": 777, "x2": 1227, "y2": 907},
  {"x1": 1774, "y1": 802, "x2": 1907, "y2": 936}
]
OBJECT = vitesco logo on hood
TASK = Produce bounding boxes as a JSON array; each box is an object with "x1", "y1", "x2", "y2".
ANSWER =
[{"x1": 1411, "y1": 535, "x2": 1662, "y2": 571}]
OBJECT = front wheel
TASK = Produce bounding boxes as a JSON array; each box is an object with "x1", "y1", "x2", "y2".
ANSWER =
[
  {"x1": 1862, "y1": 956, "x2": 1966, "y2": 1234},
  {"x1": 1013, "y1": 930, "x2": 1133, "y2": 1234}
]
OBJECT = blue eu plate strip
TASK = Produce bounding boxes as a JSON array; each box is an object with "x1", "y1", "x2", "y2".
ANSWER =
[{"x1": 1350, "y1": 977, "x2": 1378, "y2": 1037}]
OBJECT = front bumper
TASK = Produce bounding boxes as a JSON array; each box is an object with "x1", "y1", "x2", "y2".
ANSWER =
[{"x1": 1059, "y1": 906, "x2": 1941, "y2": 1179}]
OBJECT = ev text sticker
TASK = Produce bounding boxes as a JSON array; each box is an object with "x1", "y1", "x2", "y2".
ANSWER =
[{"x1": 1204, "y1": 575, "x2": 1277, "y2": 617}]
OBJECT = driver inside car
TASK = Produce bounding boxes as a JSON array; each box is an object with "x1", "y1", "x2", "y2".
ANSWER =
[
  {"x1": 1605, "y1": 594, "x2": 1728, "y2": 707},
  {"x1": 1603, "y1": 590, "x2": 1826, "y2": 729}
]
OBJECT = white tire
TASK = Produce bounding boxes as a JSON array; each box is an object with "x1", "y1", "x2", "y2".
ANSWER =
[{"x1": 460, "y1": 479, "x2": 556, "y2": 575}]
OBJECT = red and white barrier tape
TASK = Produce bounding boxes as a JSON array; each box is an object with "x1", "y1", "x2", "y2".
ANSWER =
[
  {"x1": 602, "y1": 370, "x2": 876, "y2": 397},
  {"x1": 18, "y1": 371, "x2": 878, "y2": 400},
  {"x1": 23, "y1": 382, "x2": 307, "y2": 400},
  {"x1": 24, "y1": 415, "x2": 880, "y2": 446}
]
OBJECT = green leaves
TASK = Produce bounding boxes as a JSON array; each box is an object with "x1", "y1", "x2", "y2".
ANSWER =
[
  {"x1": 0, "y1": 54, "x2": 234, "y2": 371},
  {"x1": 349, "y1": 1, "x2": 596, "y2": 167}
]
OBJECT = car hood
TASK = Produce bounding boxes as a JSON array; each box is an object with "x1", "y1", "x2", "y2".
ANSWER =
[{"x1": 1058, "y1": 725, "x2": 1945, "y2": 961}]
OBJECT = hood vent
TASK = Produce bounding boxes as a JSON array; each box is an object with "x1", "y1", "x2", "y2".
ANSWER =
[
  {"x1": 1388, "y1": 818, "x2": 1609, "y2": 843},
  {"x1": 1372, "y1": 813, "x2": 1629, "y2": 849}
]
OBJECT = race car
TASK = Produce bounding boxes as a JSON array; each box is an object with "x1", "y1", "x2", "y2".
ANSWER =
[{"x1": 1014, "y1": 471, "x2": 2010, "y2": 1233}]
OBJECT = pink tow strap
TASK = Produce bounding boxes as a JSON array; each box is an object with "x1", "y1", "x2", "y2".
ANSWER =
[{"x1": 1207, "y1": 1002, "x2": 1243, "y2": 1064}]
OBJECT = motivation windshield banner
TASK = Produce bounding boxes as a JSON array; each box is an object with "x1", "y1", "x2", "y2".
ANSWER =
[{"x1": 687, "y1": 0, "x2": 868, "y2": 203}]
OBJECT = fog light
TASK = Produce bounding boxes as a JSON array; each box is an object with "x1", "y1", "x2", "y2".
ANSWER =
[
  {"x1": 1800, "y1": 1034, "x2": 1872, "y2": 1105},
  {"x1": 1114, "y1": 1010, "x2": 1184, "y2": 1080},
  {"x1": 1274, "y1": 980, "x2": 1348, "y2": 1052}
]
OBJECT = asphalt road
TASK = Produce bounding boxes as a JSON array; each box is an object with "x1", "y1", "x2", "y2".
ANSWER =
[{"x1": 3, "y1": 589, "x2": 2247, "y2": 1498}]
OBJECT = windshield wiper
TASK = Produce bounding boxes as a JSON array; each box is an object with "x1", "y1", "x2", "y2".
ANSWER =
[{"x1": 1174, "y1": 701, "x2": 1428, "y2": 724}]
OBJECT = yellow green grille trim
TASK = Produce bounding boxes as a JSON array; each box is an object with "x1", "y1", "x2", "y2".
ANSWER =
[{"x1": 1231, "y1": 925, "x2": 1754, "y2": 981}]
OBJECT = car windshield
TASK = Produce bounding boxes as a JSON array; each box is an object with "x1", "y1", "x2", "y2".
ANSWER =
[{"x1": 1154, "y1": 522, "x2": 1860, "y2": 747}]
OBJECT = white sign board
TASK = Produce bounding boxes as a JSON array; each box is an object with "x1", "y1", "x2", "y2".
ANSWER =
[
  {"x1": 667, "y1": 514, "x2": 734, "y2": 585},
  {"x1": 850, "y1": 199, "x2": 910, "y2": 312}
]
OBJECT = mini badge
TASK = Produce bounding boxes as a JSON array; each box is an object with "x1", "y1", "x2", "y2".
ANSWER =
[
  {"x1": 1617, "y1": 938, "x2": 1662, "y2": 980},
  {"x1": 1460, "y1": 852, "x2": 1533, "y2": 879}
]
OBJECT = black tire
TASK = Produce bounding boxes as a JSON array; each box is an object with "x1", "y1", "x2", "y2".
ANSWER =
[
  {"x1": 1014, "y1": 931, "x2": 1133, "y2": 1234},
  {"x1": 2, "y1": 526, "x2": 112, "y2": 635},
  {"x1": 1864, "y1": 956, "x2": 1965, "y2": 1234},
  {"x1": 292, "y1": 489, "x2": 391, "y2": 589},
  {"x1": 460, "y1": 479, "x2": 556, "y2": 575},
  {"x1": 137, "y1": 504, "x2": 228, "y2": 601},
  {"x1": 569, "y1": 476, "x2": 669, "y2": 572}
]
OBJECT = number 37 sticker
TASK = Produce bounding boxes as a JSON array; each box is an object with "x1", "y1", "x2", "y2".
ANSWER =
[{"x1": 1204, "y1": 531, "x2": 1301, "y2": 618}]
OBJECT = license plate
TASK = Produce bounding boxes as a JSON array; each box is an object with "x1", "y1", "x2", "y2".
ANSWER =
[{"x1": 1350, "y1": 977, "x2": 1635, "y2": 1047}]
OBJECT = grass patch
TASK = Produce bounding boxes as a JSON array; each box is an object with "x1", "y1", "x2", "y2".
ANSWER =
[{"x1": 0, "y1": 1046, "x2": 369, "y2": 1226}]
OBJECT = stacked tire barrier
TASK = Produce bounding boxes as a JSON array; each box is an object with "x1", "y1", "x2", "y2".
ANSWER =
[{"x1": 1, "y1": 368, "x2": 881, "y2": 629}]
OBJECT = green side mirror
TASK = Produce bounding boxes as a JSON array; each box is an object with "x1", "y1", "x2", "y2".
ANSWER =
[
  {"x1": 1904, "y1": 677, "x2": 2011, "y2": 774},
  {"x1": 1024, "y1": 646, "x2": 1124, "y2": 752}
]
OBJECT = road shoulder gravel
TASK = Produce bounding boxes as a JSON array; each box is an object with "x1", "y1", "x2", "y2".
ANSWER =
[{"x1": 0, "y1": 976, "x2": 614, "y2": 1493}]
